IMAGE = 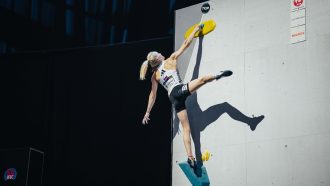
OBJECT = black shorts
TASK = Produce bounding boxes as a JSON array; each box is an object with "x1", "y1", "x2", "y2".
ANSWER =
[{"x1": 169, "y1": 84, "x2": 191, "y2": 113}]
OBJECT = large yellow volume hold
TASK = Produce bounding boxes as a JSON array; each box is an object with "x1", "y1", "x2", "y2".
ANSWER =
[{"x1": 184, "y1": 19, "x2": 216, "y2": 39}]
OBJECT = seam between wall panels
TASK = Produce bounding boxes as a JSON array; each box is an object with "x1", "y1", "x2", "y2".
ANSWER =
[{"x1": 243, "y1": 0, "x2": 248, "y2": 185}]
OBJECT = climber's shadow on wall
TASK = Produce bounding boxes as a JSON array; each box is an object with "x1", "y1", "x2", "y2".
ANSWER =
[{"x1": 172, "y1": 36, "x2": 265, "y2": 162}]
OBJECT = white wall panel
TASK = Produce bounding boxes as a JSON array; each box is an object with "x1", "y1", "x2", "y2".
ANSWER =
[{"x1": 173, "y1": 0, "x2": 330, "y2": 185}]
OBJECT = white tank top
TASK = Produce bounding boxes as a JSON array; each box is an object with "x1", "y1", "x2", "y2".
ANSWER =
[{"x1": 158, "y1": 61, "x2": 182, "y2": 94}]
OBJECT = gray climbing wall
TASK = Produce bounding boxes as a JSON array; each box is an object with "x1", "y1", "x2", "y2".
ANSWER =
[{"x1": 172, "y1": 0, "x2": 330, "y2": 185}]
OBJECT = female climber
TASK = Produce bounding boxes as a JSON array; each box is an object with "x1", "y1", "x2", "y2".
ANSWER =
[{"x1": 139, "y1": 23, "x2": 233, "y2": 168}]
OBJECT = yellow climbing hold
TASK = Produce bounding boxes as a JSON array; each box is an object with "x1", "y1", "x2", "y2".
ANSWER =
[{"x1": 202, "y1": 150, "x2": 211, "y2": 162}]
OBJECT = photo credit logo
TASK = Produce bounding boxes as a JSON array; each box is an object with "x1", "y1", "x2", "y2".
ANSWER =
[{"x1": 3, "y1": 168, "x2": 17, "y2": 181}]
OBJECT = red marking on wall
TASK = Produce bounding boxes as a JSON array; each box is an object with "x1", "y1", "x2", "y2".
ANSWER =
[
  {"x1": 292, "y1": 32, "x2": 305, "y2": 37},
  {"x1": 293, "y1": 0, "x2": 303, "y2": 7}
]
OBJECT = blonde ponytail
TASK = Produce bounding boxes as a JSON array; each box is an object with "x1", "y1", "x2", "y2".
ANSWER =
[
  {"x1": 140, "y1": 51, "x2": 160, "y2": 80},
  {"x1": 139, "y1": 60, "x2": 149, "y2": 80}
]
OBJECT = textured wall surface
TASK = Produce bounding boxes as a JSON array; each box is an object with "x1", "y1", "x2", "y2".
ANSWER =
[{"x1": 172, "y1": 0, "x2": 330, "y2": 185}]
